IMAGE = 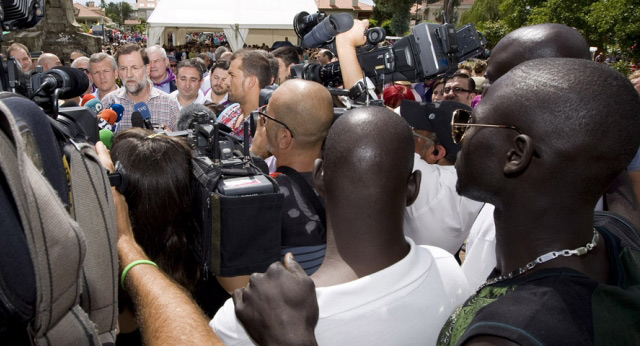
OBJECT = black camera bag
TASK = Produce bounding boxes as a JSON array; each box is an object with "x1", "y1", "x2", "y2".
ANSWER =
[{"x1": 191, "y1": 157, "x2": 284, "y2": 277}]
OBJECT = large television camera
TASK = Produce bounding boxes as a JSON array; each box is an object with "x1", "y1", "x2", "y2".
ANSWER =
[
  {"x1": 167, "y1": 105, "x2": 283, "y2": 277},
  {"x1": 291, "y1": 11, "x2": 486, "y2": 89}
]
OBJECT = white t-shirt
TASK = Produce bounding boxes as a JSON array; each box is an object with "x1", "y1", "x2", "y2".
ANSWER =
[
  {"x1": 211, "y1": 237, "x2": 471, "y2": 346},
  {"x1": 404, "y1": 154, "x2": 484, "y2": 254},
  {"x1": 169, "y1": 89, "x2": 207, "y2": 110},
  {"x1": 461, "y1": 203, "x2": 496, "y2": 291},
  {"x1": 200, "y1": 74, "x2": 211, "y2": 94},
  {"x1": 204, "y1": 89, "x2": 228, "y2": 105}
]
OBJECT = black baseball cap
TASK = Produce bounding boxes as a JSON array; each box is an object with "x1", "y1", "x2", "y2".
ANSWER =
[{"x1": 400, "y1": 100, "x2": 472, "y2": 158}]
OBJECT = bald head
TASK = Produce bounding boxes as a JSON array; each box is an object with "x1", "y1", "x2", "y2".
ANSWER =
[
  {"x1": 486, "y1": 24, "x2": 591, "y2": 85},
  {"x1": 37, "y1": 53, "x2": 62, "y2": 71},
  {"x1": 323, "y1": 106, "x2": 415, "y2": 199},
  {"x1": 269, "y1": 79, "x2": 333, "y2": 149},
  {"x1": 481, "y1": 58, "x2": 640, "y2": 197}
]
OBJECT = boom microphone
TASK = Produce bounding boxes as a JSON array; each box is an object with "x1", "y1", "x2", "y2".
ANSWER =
[{"x1": 37, "y1": 66, "x2": 90, "y2": 99}]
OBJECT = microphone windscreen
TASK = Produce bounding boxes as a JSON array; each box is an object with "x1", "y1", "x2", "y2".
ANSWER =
[
  {"x1": 99, "y1": 109, "x2": 117, "y2": 125},
  {"x1": 99, "y1": 129, "x2": 114, "y2": 149},
  {"x1": 51, "y1": 66, "x2": 90, "y2": 99},
  {"x1": 111, "y1": 103, "x2": 124, "y2": 122},
  {"x1": 177, "y1": 103, "x2": 216, "y2": 131},
  {"x1": 81, "y1": 94, "x2": 96, "y2": 106},
  {"x1": 131, "y1": 111, "x2": 144, "y2": 128},
  {"x1": 84, "y1": 98, "x2": 104, "y2": 115}
]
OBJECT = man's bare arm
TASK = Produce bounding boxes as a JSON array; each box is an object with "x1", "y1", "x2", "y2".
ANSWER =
[
  {"x1": 96, "y1": 142, "x2": 222, "y2": 346},
  {"x1": 335, "y1": 19, "x2": 369, "y2": 90}
]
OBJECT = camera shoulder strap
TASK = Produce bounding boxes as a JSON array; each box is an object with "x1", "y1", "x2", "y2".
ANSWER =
[{"x1": 276, "y1": 166, "x2": 326, "y2": 229}]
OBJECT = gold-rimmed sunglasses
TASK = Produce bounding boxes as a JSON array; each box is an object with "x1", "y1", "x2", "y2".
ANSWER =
[
  {"x1": 252, "y1": 105, "x2": 295, "y2": 138},
  {"x1": 451, "y1": 109, "x2": 524, "y2": 144}
]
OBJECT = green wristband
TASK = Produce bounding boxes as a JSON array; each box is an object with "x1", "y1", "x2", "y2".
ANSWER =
[{"x1": 121, "y1": 260, "x2": 158, "y2": 290}]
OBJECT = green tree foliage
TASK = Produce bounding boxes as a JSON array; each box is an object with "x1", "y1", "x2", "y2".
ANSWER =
[
  {"x1": 374, "y1": 0, "x2": 416, "y2": 36},
  {"x1": 381, "y1": 19, "x2": 394, "y2": 36},
  {"x1": 475, "y1": 20, "x2": 510, "y2": 49},
  {"x1": 460, "y1": 0, "x2": 501, "y2": 24},
  {"x1": 461, "y1": 0, "x2": 640, "y2": 58},
  {"x1": 587, "y1": 0, "x2": 640, "y2": 59},
  {"x1": 105, "y1": 1, "x2": 134, "y2": 27}
]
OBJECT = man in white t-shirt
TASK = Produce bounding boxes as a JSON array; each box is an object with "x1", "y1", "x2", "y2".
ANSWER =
[
  {"x1": 214, "y1": 105, "x2": 471, "y2": 345},
  {"x1": 400, "y1": 100, "x2": 485, "y2": 255}
]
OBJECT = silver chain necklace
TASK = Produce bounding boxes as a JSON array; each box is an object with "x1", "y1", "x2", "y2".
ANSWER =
[{"x1": 477, "y1": 229, "x2": 600, "y2": 291}]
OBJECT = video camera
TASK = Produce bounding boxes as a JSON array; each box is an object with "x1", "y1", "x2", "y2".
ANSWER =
[
  {"x1": 166, "y1": 105, "x2": 282, "y2": 277},
  {"x1": 291, "y1": 11, "x2": 486, "y2": 89},
  {"x1": 0, "y1": 0, "x2": 98, "y2": 143}
]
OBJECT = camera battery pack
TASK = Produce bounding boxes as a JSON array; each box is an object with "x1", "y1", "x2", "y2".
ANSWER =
[{"x1": 217, "y1": 175, "x2": 276, "y2": 196}]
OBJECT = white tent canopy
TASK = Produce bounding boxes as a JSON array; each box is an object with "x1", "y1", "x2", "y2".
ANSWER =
[{"x1": 147, "y1": 0, "x2": 318, "y2": 50}]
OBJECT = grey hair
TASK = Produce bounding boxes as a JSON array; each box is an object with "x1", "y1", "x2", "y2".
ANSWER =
[
  {"x1": 146, "y1": 45, "x2": 168, "y2": 59},
  {"x1": 89, "y1": 52, "x2": 117, "y2": 71}
]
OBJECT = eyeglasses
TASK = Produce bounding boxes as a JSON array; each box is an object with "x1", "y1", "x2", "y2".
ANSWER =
[
  {"x1": 253, "y1": 106, "x2": 295, "y2": 138},
  {"x1": 444, "y1": 86, "x2": 472, "y2": 94},
  {"x1": 412, "y1": 130, "x2": 436, "y2": 143},
  {"x1": 79, "y1": 68, "x2": 90, "y2": 75},
  {"x1": 118, "y1": 65, "x2": 144, "y2": 74},
  {"x1": 451, "y1": 109, "x2": 524, "y2": 144}
]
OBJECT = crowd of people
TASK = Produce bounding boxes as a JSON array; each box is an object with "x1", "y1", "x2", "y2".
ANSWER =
[{"x1": 3, "y1": 17, "x2": 640, "y2": 346}]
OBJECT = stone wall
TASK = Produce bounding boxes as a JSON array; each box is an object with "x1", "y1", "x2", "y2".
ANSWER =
[{"x1": 2, "y1": 0, "x2": 102, "y2": 63}]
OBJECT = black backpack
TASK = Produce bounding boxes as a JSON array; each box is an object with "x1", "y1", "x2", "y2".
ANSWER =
[{"x1": 0, "y1": 94, "x2": 118, "y2": 345}]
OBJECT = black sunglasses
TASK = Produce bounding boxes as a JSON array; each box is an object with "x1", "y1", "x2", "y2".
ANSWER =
[
  {"x1": 444, "y1": 86, "x2": 473, "y2": 94},
  {"x1": 451, "y1": 109, "x2": 524, "y2": 144},
  {"x1": 252, "y1": 105, "x2": 295, "y2": 138}
]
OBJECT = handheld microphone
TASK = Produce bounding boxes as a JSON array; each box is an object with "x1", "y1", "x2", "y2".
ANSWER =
[
  {"x1": 133, "y1": 102, "x2": 153, "y2": 129},
  {"x1": 302, "y1": 13, "x2": 354, "y2": 48},
  {"x1": 99, "y1": 109, "x2": 117, "y2": 125},
  {"x1": 84, "y1": 98, "x2": 104, "y2": 115},
  {"x1": 131, "y1": 111, "x2": 145, "y2": 128},
  {"x1": 111, "y1": 103, "x2": 125, "y2": 122},
  {"x1": 99, "y1": 129, "x2": 114, "y2": 149},
  {"x1": 37, "y1": 66, "x2": 90, "y2": 99},
  {"x1": 80, "y1": 94, "x2": 96, "y2": 106}
]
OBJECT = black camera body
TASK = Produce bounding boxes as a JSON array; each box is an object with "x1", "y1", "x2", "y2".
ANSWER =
[
  {"x1": 291, "y1": 11, "x2": 485, "y2": 89},
  {"x1": 0, "y1": 0, "x2": 97, "y2": 143},
  {"x1": 168, "y1": 110, "x2": 282, "y2": 277}
]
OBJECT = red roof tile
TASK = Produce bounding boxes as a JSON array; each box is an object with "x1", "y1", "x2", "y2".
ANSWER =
[{"x1": 314, "y1": 0, "x2": 373, "y2": 11}]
